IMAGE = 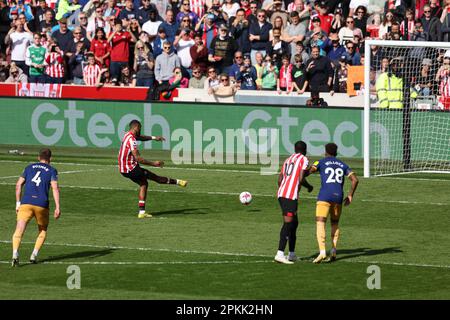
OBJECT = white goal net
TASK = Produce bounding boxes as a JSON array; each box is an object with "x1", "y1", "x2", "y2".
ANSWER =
[{"x1": 364, "y1": 40, "x2": 450, "y2": 177}]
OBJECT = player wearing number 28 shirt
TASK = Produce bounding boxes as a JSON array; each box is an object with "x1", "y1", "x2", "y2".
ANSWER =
[
  {"x1": 274, "y1": 141, "x2": 313, "y2": 265},
  {"x1": 11, "y1": 148, "x2": 61, "y2": 267},
  {"x1": 309, "y1": 143, "x2": 358, "y2": 264}
]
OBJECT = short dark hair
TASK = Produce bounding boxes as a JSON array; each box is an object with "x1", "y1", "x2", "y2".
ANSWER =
[
  {"x1": 294, "y1": 141, "x2": 307, "y2": 154},
  {"x1": 290, "y1": 11, "x2": 299, "y2": 18},
  {"x1": 129, "y1": 119, "x2": 141, "y2": 129},
  {"x1": 39, "y1": 148, "x2": 52, "y2": 161},
  {"x1": 325, "y1": 143, "x2": 338, "y2": 156}
]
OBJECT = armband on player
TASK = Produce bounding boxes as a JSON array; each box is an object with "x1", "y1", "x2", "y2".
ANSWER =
[
  {"x1": 151, "y1": 136, "x2": 157, "y2": 140},
  {"x1": 16, "y1": 201, "x2": 21, "y2": 210}
]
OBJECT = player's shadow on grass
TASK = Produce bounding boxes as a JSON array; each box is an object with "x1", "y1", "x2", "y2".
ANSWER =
[
  {"x1": 41, "y1": 249, "x2": 116, "y2": 262},
  {"x1": 304, "y1": 247, "x2": 403, "y2": 261},
  {"x1": 152, "y1": 208, "x2": 209, "y2": 216}
]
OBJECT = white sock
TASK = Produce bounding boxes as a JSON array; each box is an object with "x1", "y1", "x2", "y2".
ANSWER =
[
  {"x1": 277, "y1": 250, "x2": 284, "y2": 257},
  {"x1": 320, "y1": 250, "x2": 326, "y2": 256},
  {"x1": 13, "y1": 250, "x2": 18, "y2": 259},
  {"x1": 330, "y1": 248, "x2": 336, "y2": 255},
  {"x1": 31, "y1": 249, "x2": 39, "y2": 258},
  {"x1": 139, "y1": 210, "x2": 146, "y2": 214}
]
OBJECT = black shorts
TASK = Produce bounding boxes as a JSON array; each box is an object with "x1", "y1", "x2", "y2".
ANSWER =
[
  {"x1": 121, "y1": 165, "x2": 155, "y2": 185},
  {"x1": 278, "y1": 197, "x2": 298, "y2": 217}
]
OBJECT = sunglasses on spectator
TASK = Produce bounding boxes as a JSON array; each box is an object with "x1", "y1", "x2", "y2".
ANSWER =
[
  {"x1": 220, "y1": 78, "x2": 229, "y2": 82},
  {"x1": 163, "y1": 46, "x2": 171, "y2": 49},
  {"x1": 250, "y1": 6, "x2": 257, "y2": 9},
  {"x1": 183, "y1": 3, "x2": 189, "y2": 5},
  {"x1": 357, "y1": 11, "x2": 364, "y2": 14},
  {"x1": 138, "y1": 47, "x2": 144, "y2": 49},
  {"x1": 182, "y1": 19, "x2": 190, "y2": 22},
  {"x1": 193, "y1": 70, "x2": 201, "y2": 74},
  {"x1": 424, "y1": 10, "x2": 431, "y2": 13},
  {"x1": 295, "y1": 60, "x2": 301, "y2": 63},
  {"x1": 347, "y1": 46, "x2": 354, "y2": 49},
  {"x1": 258, "y1": 15, "x2": 265, "y2": 18},
  {"x1": 79, "y1": 16, "x2": 87, "y2": 19},
  {"x1": 208, "y1": 70, "x2": 216, "y2": 73},
  {"x1": 444, "y1": 63, "x2": 450, "y2": 65},
  {"x1": 235, "y1": 56, "x2": 243, "y2": 59},
  {"x1": 74, "y1": 32, "x2": 81, "y2": 34},
  {"x1": 346, "y1": 20, "x2": 354, "y2": 24}
]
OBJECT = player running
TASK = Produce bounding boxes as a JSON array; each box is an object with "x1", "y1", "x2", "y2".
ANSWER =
[
  {"x1": 12, "y1": 148, "x2": 60, "y2": 267},
  {"x1": 118, "y1": 120, "x2": 187, "y2": 218},
  {"x1": 275, "y1": 141, "x2": 313, "y2": 264},
  {"x1": 309, "y1": 143, "x2": 359, "y2": 264}
]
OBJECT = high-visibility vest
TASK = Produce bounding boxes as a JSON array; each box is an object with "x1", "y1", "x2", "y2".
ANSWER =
[{"x1": 376, "y1": 72, "x2": 403, "y2": 109}]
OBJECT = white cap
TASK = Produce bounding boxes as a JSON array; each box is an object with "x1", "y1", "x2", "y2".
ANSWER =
[{"x1": 444, "y1": 49, "x2": 450, "y2": 58}]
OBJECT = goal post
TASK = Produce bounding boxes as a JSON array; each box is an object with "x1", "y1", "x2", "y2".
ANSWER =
[{"x1": 364, "y1": 39, "x2": 450, "y2": 177}]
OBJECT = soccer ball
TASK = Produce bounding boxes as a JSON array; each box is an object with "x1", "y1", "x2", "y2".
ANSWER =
[{"x1": 239, "y1": 191, "x2": 252, "y2": 205}]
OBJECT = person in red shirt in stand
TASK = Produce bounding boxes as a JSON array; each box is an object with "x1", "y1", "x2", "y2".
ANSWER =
[
  {"x1": 309, "y1": 1, "x2": 333, "y2": 34},
  {"x1": 107, "y1": 19, "x2": 137, "y2": 80},
  {"x1": 90, "y1": 27, "x2": 111, "y2": 67}
]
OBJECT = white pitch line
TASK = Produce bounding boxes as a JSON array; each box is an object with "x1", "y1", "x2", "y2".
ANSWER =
[
  {"x1": 0, "y1": 260, "x2": 270, "y2": 266},
  {"x1": 0, "y1": 181, "x2": 447, "y2": 206},
  {"x1": 0, "y1": 240, "x2": 449, "y2": 269},
  {"x1": 0, "y1": 168, "x2": 107, "y2": 180}
]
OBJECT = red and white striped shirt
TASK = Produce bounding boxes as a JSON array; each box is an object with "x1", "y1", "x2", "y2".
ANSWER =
[
  {"x1": 118, "y1": 131, "x2": 138, "y2": 173},
  {"x1": 190, "y1": 0, "x2": 206, "y2": 19},
  {"x1": 83, "y1": 64, "x2": 101, "y2": 86},
  {"x1": 277, "y1": 153, "x2": 309, "y2": 200},
  {"x1": 45, "y1": 51, "x2": 64, "y2": 78}
]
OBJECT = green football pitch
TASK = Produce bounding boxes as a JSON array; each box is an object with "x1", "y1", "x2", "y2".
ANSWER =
[{"x1": 0, "y1": 145, "x2": 449, "y2": 300}]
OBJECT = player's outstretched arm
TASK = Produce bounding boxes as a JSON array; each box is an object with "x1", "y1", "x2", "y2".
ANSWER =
[
  {"x1": 132, "y1": 149, "x2": 164, "y2": 167},
  {"x1": 300, "y1": 175, "x2": 314, "y2": 193},
  {"x1": 344, "y1": 172, "x2": 359, "y2": 206},
  {"x1": 51, "y1": 181, "x2": 61, "y2": 219},
  {"x1": 15, "y1": 177, "x2": 25, "y2": 213},
  {"x1": 136, "y1": 135, "x2": 166, "y2": 142}
]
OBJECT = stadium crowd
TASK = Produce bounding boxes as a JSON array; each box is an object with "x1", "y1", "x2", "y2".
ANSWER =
[{"x1": 0, "y1": 0, "x2": 449, "y2": 101}]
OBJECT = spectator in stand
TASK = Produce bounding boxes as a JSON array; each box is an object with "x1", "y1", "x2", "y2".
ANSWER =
[
  {"x1": 5, "y1": 19, "x2": 33, "y2": 75},
  {"x1": 253, "y1": 51, "x2": 264, "y2": 89},
  {"x1": 430, "y1": 0, "x2": 443, "y2": 18},
  {"x1": 17, "y1": 12, "x2": 32, "y2": 33},
  {"x1": 5, "y1": 62, "x2": 27, "y2": 83},
  {"x1": 152, "y1": 26, "x2": 169, "y2": 58},
  {"x1": 370, "y1": 44, "x2": 383, "y2": 70},
  {"x1": 118, "y1": 64, "x2": 136, "y2": 86},
  {"x1": 68, "y1": 40, "x2": 86, "y2": 84},
  {"x1": 77, "y1": 12, "x2": 89, "y2": 37},
  {"x1": 378, "y1": 10, "x2": 395, "y2": 40},
  {"x1": 174, "y1": 27, "x2": 195, "y2": 74},
  {"x1": 178, "y1": 14, "x2": 193, "y2": 34},
  {"x1": 265, "y1": 27, "x2": 289, "y2": 69},
  {"x1": 400, "y1": 7, "x2": 415, "y2": 40},
  {"x1": 222, "y1": 0, "x2": 240, "y2": 19},
  {"x1": 385, "y1": 21, "x2": 403, "y2": 40},
  {"x1": 353, "y1": 5, "x2": 368, "y2": 37},
  {"x1": 90, "y1": 27, "x2": 111, "y2": 67},
  {"x1": 208, "y1": 23, "x2": 238, "y2": 74},
  {"x1": 190, "y1": 0, "x2": 206, "y2": 19},
  {"x1": 228, "y1": 50, "x2": 245, "y2": 82},
  {"x1": 83, "y1": 52, "x2": 102, "y2": 85},
  {"x1": 343, "y1": 40, "x2": 360, "y2": 65},
  {"x1": 441, "y1": 0, "x2": 450, "y2": 42},
  {"x1": 332, "y1": 55, "x2": 348, "y2": 94},
  {"x1": 142, "y1": 6, "x2": 162, "y2": 42},
  {"x1": 67, "y1": 26, "x2": 90, "y2": 57},
  {"x1": 137, "y1": 0, "x2": 157, "y2": 25},
  {"x1": 261, "y1": 54, "x2": 278, "y2": 90},
  {"x1": 195, "y1": 13, "x2": 218, "y2": 51},
  {"x1": 384, "y1": 0, "x2": 406, "y2": 22},
  {"x1": 436, "y1": 55, "x2": 450, "y2": 109},
  {"x1": 35, "y1": 0, "x2": 55, "y2": 32},
  {"x1": 45, "y1": 42, "x2": 64, "y2": 83},
  {"x1": 189, "y1": 65, "x2": 206, "y2": 88},
  {"x1": 25, "y1": 32, "x2": 47, "y2": 83},
  {"x1": 161, "y1": 9, "x2": 178, "y2": 42},
  {"x1": 108, "y1": 19, "x2": 136, "y2": 79},
  {"x1": 277, "y1": 54, "x2": 293, "y2": 94},
  {"x1": 236, "y1": 54, "x2": 257, "y2": 90},
  {"x1": 204, "y1": 66, "x2": 219, "y2": 91},
  {"x1": 86, "y1": 5, "x2": 108, "y2": 41},
  {"x1": 96, "y1": 67, "x2": 114, "y2": 86},
  {"x1": 325, "y1": 33, "x2": 345, "y2": 65},
  {"x1": 176, "y1": 1, "x2": 198, "y2": 26},
  {"x1": 305, "y1": 45, "x2": 333, "y2": 94},
  {"x1": 0, "y1": 0, "x2": 10, "y2": 54},
  {"x1": 291, "y1": 53, "x2": 307, "y2": 94},
  {"x1": 249, "y1": 9, "x2": 272, "y2": 65},
  {"x1": 133, "y1": 39, "x2": 154, "y2": 87},
  {"x1": 338, "y1": 15, "x2": 361, "y2": 45},
  {"x1": 247, "y1": 1, "x2": 258, "y2": 24},
  {"x1": 154, "y1": 40, "x2": 180, "y2": 84},
  {"x1": 411, "y1": 20, "x2": 428, "y2": 42},
  {"x1": 411, "y1": 58, "x2": 433, "y2": 97},
  {"x1": 292, "y1": 41, "x2": 308, "y2": 65},
  {"x1": 305, "y1": 16, "x2": 326, "y2": 48},
  {"x1": 150, "y1": 66, "x2": 186, "y2": 100},
  {"x1": 55, "y1": 0, "x2": 81, "y2": 21},
  {"x1": 9, "y1": 0, "x2": 33, "y2": 23},
  {"x1": 38, "y1": 9, "x2": 57, "y2": 33},
  {"x1": 230, "y1": 8, "x2": 251, "y2": 55},
  {"x1": 269, "y1": 16, "x2": 284, "y2": 40},
  {"x1": 52, "y1": 18, "x2": 73, "y2": 53},
  {"x1": 240, "y1": 0, "x2": 251, "y2": 17},
  {"x1": 119, "y1": 0, "x2": 138, "y2": 22},
  {"x1": 283, "y1": 11, "x2": 306, "y2": 60},
  {"x1": 190, "y1": 32, "x2": 208, "y2": 73},
  {"x1": 104, "y1": 0, "x2": 121, "y2": 21},
  {"x1": 267, "y1": 0, "x2": 288, "y2": 27},
  {"x1": 421, "y1": 4, "x2": 441, "y2": 41},
  {"x1": 310, "y1": 1, "x2": 333, "y2": 34},
  {"x1": 208, "y1": 72, "x2": 238, "y2": 97}
]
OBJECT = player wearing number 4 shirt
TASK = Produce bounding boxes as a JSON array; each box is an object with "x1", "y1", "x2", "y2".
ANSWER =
[
  {"x1": 275, "y1": 141, "x2": 313, "y2": 265},
  {"x1": 309, "y1": 143, "x2": 359, "y2": 264},
  {"x1": 11, "y1": 148, "x2": 60, "y2": 267}
]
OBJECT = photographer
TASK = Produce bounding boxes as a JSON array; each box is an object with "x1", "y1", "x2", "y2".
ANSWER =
[
  {"x1": 261, "y1": 54, "x2": 278, "y2": 90},
  {"x1": 195, "y1": 13, "x2": 218, "y2": 50},
  {"x1": 230, "y1": 8, "x2": 251, "y2": 55},
  {"x1": 265, "y1": 27, "x2": 289, "y2": 69},
  {"x1": 190, "y1": 32, "x2": 208, "y2": 74},
  {"x1": 45, "y1": 42, "x2": 65, "y2": 83},
  {"x1": 133, "y1": 39, "x2": 154, "y2": 87},
  {"x1": 236, "y1": 55, "x2": 257, "y2": 90},
  {"x1": 107, "y1": 19, "x2": 137, "y2": 80}
]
